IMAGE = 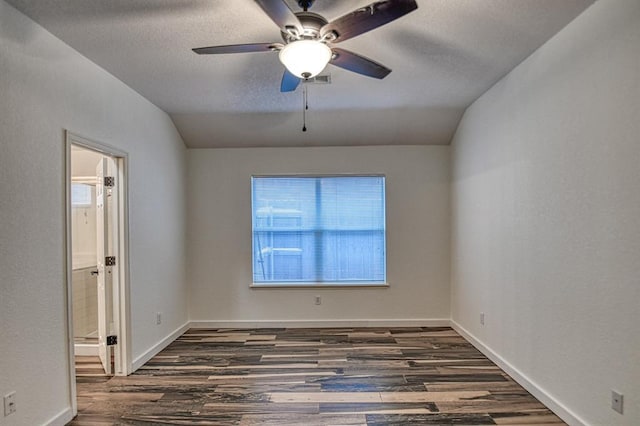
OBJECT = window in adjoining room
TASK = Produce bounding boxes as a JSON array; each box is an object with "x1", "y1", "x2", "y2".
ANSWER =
[
  {"x1": 251, "y1": 175, "x2": 386, "y2": 287},
  {"x1": 71, "y1": 183, "x2": 92, "y2": 207}
]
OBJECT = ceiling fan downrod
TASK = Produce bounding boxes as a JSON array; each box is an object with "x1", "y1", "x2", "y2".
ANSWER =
[{"x1": 298, "y1": 0, "x2": 314, "y2": 12}]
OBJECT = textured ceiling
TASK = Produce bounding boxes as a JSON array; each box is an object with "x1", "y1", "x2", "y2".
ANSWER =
[{"x1": 7, "y1": 0, "x2": 595, "y2": 147}]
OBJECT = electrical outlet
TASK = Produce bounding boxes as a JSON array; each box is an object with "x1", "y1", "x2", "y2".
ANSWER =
[
  {"x1": 480, "y1": 312, "x2": 485, "y2": 325},
  {"x1": 156, "y1": 312, "x2": 162, "y2": 325},
  {"x1": 4, "y1": 391, "x2": 16, "y2": 416},
  {"x1": 611, "y1": 390, "x2": 623, "y2": 414},
  {"x1": 314, "y1": 296, "x2": 321, "y2": 305}
]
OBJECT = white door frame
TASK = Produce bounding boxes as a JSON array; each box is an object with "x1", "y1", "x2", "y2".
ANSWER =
[{"x1": 64, "y1": 131, "x2": 131, "y2": 416}]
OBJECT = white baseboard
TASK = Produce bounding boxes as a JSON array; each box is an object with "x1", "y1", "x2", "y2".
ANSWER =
[
  {"x1": 189, "y1": 319, "x2": 451, "y2": 329},
  {"x1": 122, "y1": 318, "x2": 590, "y2": 426},
  {"x1": 46, "y1": 407, "x2": 74, "y2": 426},
  {"x1": 74, "y1": 343, "x2": 98, "y2": 356},
  {"x1": 450, "y1": 320, "x2": 586, "y2": 426},
  {"x1": 63, "y1": 319, "x2": 585, "y2": 426},
  {"x1": 132, "y1": 322, "x2": 190, "y2": 372},
  {"x1": 131, "y1": 319, "x2": 447, "y2": 372}
]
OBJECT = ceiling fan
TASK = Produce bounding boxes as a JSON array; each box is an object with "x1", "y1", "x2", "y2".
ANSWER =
[{"x1": 193, "y1": 0, "x2": 418, "y2": 92}]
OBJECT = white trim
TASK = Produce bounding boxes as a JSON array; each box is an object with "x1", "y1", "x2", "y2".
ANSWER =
[
  {"x1": 450, "y1": 320, "x2": 587, "y2": 426},
  {"x1": 71, "y1": 176, "x2": 99, "y2": 185},
  {"x1": 251, "y1": 283, "x2": 390, "y2": 289},
  {"x1": 132, "y1": 322, "x2": 191, "y2": 372},
  {"x1": 64, "y1": 131, "x2": 132, "y2": 419},
  {"x1": 63, "y1": 316, "x2": 585, "y2": 426},
  {"x1": 66, "y1": 131, "x2": 131, "y2": 376},
  {"x1": 63, "y1": 138, "x2": 77, "y2": 417},
  {"x1": 189, "y1": 319, "x2": 451, "y2": 329},
  {"x1": 73, "y1": 343, "x2": 99, "y2": 356},
  {"x1": 116, "y1": 155, "x2": 132, "y2": 375},
  {"x1": 120, "y1": 319, "x2": 453, "y2": 373},
  {"x1": 45, "y1": 407, "x2": 74, "y2": 426},
  {"x1": 68, "y1": 131, "x2": 128, "y2": 158}
]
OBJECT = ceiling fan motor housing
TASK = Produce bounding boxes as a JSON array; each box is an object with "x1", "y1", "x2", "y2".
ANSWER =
[{"x1": 281, "y1": 12, "x2": 328, "y2": 43}]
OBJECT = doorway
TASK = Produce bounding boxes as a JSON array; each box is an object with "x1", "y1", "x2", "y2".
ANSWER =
[{"x1": 65, "y1": 131, "x2": 130, "y2": 415}]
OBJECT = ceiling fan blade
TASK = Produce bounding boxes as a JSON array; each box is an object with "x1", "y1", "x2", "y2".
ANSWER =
[
  {"x1": 193, "y1": 43, "x2": 282, "y2": 55},
  {"x1": 255, "y1": 0, "x2": 303, "y2": 33},
  {"x1": 281, "y1": 69, "x2": 301, "y2": 92},
  {"x1": 330, "y1": 48, "x2": 391, "y2": 79},
  {"x1": 321, "y1": 0, "x2": 418, "y2": 43}
]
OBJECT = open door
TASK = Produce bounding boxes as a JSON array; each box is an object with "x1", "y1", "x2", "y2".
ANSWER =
[
  {"x1": 95, "y1": 157, "x2": 116, "y2": 375},
  {"x1": 67, "y1": 132, "x2": 131, "y2": 417}
]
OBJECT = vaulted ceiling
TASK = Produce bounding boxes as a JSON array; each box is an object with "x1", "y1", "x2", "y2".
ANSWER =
[{"x1": 7, "y1": 0, "x2": 595, "y2": 147}]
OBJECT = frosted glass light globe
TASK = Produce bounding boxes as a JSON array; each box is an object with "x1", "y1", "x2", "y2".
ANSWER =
[{"x1": 279, "y1": 40, "x2": 332, "y2": 79}]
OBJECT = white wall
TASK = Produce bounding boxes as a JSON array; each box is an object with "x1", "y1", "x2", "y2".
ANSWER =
[
  {"x1": 0, "y1": 1, "x2": 188, "y2": 424},
  {"x1": 450, "y1": 0, "x2": 640, "y2": 424},
  {"x1": 187, "y1": 146, "x2": 450, "y2": 326},
  {"x1": 71, "y1": 148, "x2": 103, "y2": 177}
]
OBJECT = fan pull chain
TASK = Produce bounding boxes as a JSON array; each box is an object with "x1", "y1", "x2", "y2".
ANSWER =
[{"x1": 302, "y1": 86, "x2": 309, "y2": 132}]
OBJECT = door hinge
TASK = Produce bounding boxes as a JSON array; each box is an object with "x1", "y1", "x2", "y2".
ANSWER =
[
  {"x1": 104, "y1": 176, "x2": 115, "y2": 187},
  {"x1": 105, "y1": 256, "x2": 116, "y2": 266},
  {"x1": 107, "y1": 335, "x2": 118, "y2": 346}
]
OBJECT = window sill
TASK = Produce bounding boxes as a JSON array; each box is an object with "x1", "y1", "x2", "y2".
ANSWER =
[{"x1": 251, "y1": 282, "x2": 389, "y2": 289}]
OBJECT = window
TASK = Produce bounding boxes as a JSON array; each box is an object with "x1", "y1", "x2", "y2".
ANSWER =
[
  {"x1": 71, "y1": 183, "x2": 92, "y2": 207},
  {"x1": 251, "y1": 175, "x2": 386, "y2": 286}
]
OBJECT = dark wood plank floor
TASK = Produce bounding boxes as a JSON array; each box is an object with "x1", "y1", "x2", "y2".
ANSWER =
[{"x1": 70, "y1": 327, "x2": 565, "y2": 425}]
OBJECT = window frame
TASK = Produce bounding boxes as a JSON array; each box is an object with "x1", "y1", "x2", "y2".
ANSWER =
[{"x1": 250, "y1": 174, "x2": 388, "y2": 288}]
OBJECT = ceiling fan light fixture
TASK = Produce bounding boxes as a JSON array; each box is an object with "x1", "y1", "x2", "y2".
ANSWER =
[{"x1": 279, "y1": 40, "x2": 331, "y2": 79}]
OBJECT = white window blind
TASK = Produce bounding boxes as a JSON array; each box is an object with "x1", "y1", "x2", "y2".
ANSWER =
[{"x1": 251, "y1": 176, "x2": 386, "y2": 285}]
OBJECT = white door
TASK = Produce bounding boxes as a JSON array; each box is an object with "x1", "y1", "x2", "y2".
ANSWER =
[{"x1": 95, "y1": 157, "x2": 116, "y2": 375}]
